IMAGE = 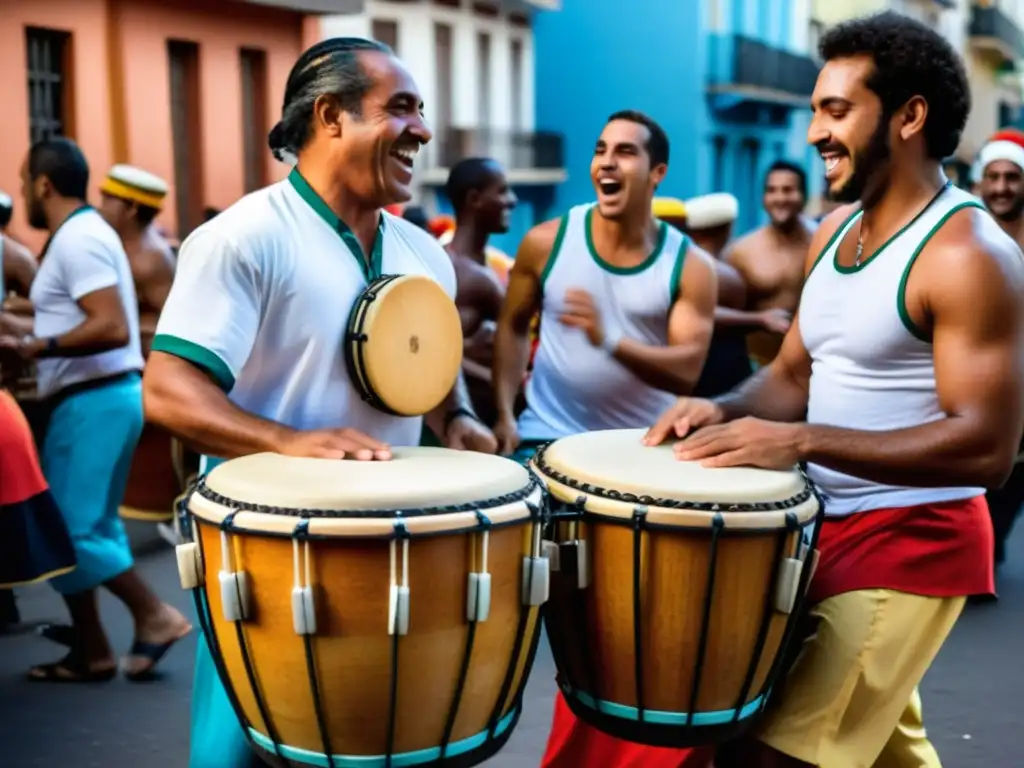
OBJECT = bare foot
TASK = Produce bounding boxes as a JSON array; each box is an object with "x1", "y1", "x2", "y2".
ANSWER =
[{"x1": 122, "y1": 603, "x2": 193, "y2": 679}]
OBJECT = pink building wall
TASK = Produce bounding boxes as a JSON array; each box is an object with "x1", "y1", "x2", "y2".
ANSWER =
[{"x1": 0, "y1": 0, "x2": 319, "y2": 251}]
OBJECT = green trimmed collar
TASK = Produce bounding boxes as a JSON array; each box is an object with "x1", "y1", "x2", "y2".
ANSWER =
[{"x1": 288, "y1": 167, "x2": 384, "y2": 280}]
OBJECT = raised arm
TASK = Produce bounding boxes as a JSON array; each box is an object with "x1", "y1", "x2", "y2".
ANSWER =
[
  {"x1": 609, "y1": 243, "x2": 717, "y2": 394},
  {"x1": 2, "y1": 236, "x2": 37, "y2": 297}
]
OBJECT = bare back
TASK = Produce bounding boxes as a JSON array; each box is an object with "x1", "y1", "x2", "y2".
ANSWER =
[{"x1": 126, "y1": 227, "x2": 175, "y2": 357}]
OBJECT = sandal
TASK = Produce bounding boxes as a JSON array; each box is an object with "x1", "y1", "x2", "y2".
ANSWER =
[
  {"x1": 28, "y1": 652, "x2": 117, "y2": 684},
  {"x1": 123, "y1": 625, "x2": 192, "y2": 682}
]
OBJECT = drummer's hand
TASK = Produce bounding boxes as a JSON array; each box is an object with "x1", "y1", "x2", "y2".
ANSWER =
[
  {"x1": 759, "y1": 308, "x2": 792, "y2": 335},
  {"x1": 643, "y1": 397, "x2": 726, "y2": 446},
  {"x1": 492, "y1": 414, "x2": 521, "y2": 457},
  {"x1": 446, "y1": 416, "x2": 499, "y2": 454},
  {"x1": 559, "y1": 289, "x2": 605, "y2": 347},
  {"x1": 279, "y1": 428, "x2": 393, "y2": 461},
  {"x1": 672, "y1": 417, "x2": 804, "y2": 470}
]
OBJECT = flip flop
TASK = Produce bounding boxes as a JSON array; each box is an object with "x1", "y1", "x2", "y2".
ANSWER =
[
  {"x1": 28, "y1": 654, "x2": 117, "y2": 684},
  {"x1": 123, "y1": 625, "x2": 192, "y2": 682},
  {"x1": 37, "y1": 622, "x2": 77, "y2": 647}
]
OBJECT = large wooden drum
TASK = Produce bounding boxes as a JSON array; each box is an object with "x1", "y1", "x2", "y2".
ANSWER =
[
  {"x1": 530, "y1": 428, "x2": 822, "y2": 748},
  {"x1": 175, "y1": 448, "x2": 549, "y2": 768},
  {"x1": 121, "y1": 424, "x2": 198, "y2": 521}
]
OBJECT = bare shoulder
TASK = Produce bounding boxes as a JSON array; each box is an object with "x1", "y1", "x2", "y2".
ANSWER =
[
  {"x1": 3, "y1": 235, "x2": 36, "y2": 264},
  {"x1": 133, "y1": 245, "x2": 176, "y2": 282},
  {"x1": 722, "y1": 228, "x2": 763, "y2": 266},
  {"x1": 921, "y1": 206, "x2": 1024, "y2": 304},
  {"x1": 678, "y1": 241, "x2": 717, "y2": 303},
  {"x1": 512, "y1": 217, "x2": 564, "y2": 276}
]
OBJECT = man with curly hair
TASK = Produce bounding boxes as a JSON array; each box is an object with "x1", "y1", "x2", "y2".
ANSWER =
[{"x1": 647, "y1": 11, "x2": 1024, "y2": 767}]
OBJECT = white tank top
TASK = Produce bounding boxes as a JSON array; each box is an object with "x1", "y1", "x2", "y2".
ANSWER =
[
  {"x1": 800, "y1": 184, "x2": 987, "y2": 517},
  {"x1": 518, "y1": 204, "x2": 687, "y2": 440}
]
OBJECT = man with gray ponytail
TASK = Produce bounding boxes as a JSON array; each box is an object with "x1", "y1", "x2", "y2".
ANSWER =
[{"x1": 142, "y1": 37, "x2": 496, "y2": 768}]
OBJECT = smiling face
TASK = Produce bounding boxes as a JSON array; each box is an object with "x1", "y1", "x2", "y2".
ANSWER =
[
  {"x1": 980, "y1": 159, "x2": 1024, "y2": 222},
  {"x1": 591, "y1": 119, "x2": 666, "y2": 220},
  {"x1": 808, "y1": 55, "x2": 899, "y2": 207},
  {"x1": 763, "y1": 169, "x2": 806, "y2": 226},
  {"x1": 473, "y1": 161, "x2": 518, "y2": 234},
  {"x1": 325, "y1": 50, "x2": 431, "y2": 206}
]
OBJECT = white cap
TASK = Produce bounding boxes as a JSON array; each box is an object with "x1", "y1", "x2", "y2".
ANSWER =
[
  {"x1": 682, "y1": 192, "x2": 739, "y2": 229},
  {"x1": 0, "y1": 191, "x2": 11, "y2": 209},
  {"x1": 101, "y1": 164, "x2": 169, "y2": 209},
  {"x1": 978, "y1": 140, "x2": 1024, "y2": 175}
]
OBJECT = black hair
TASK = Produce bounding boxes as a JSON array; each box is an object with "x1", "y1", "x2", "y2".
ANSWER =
[
  {"x1": 27, "y1": 137, "x2": 90, "y2": 199},
  {"x1": 202, "y1": 206, "x2": 222, "y2": 223},
  {"x1": 606, "y1": 110, "x2": 670, "y2": 167},
  {"x1": 268, "y1": 37, "x2": 392, "y2": 162},
  {"x1": 819, "y1": 10, "x2": 969, "y2": 160},
  {"x1": 135, "y1": 205, "x2": 159, "y2": 227},
  {"x1": 0, "y1": 194, "x2": 12, "y2": 229},
  {"x1": 765, "y1": 160, "x2": 807, "y2": 198},
  {"x1": 445, "y1": 157, "x2": 501, "y2": 212},
  {"x1": 401, "y1": 204, "x2": 430, "y2": 231}
]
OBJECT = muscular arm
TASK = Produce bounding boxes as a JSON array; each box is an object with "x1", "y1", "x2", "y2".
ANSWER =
[
  {"x1": 134, "y1": 246, "x2": 175, "y2": 314},
  {"x1": 492, "y1": 220, "x2": 557, "y2": 422},
  {"x1": 424, "y1": 369, "x2": 478, "y2": 438},
  {"x1": 794, "y1": 214, "x2": 1024, "y2": 488},
  {"x1": 610, "y1": 245, "x2": 717, "y2": 394},
  {"x1": 143, "y1": 352, "x2": 294, "y2": 459},
  {"x1": 2, "y1": 236, "x2": 37, "y2": 296}
]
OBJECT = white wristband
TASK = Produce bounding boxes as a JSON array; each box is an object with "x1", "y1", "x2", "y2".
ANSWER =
[{"x1": 602, "y1": 327, "x2": 623, "y2": 355}]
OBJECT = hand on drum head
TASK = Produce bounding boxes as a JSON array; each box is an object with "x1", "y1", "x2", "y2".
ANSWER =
[
  {"x1": 279, "y1": 428, "x2": 393, "y2": 461},
  {"x1": 493, "y1": 415, "x2": 520, "y2": 457},
  {"x1": 643, "y1": 397, "x2": 726, "y2": 447},
  {"x1": 671, "y1": 416, "x2": 803, "y2": 469},
  {"x1": 446, "y1": 415, "x2": 499, "y2": 454}
]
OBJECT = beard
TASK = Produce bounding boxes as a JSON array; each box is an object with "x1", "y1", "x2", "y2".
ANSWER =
[
  {"x1": 828, "y1": 116, "x2": 892, "y2": 207},
  {"x1": 27, "y1": 197, "x2": 48, "y2": 230},
  {"x1": 985, "y1": 195, "x2": 1024, "y2": 223}
]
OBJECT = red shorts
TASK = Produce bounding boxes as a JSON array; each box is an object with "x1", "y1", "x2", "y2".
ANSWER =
[{"x1": 540, "y1": 693, "x2": 715, "y2": 768}]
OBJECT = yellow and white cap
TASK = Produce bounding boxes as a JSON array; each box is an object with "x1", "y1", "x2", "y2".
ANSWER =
[
  {"x1": 652, "y1": 197, "x2": 687, "y2": 220},
  {"x1": 100, "y1": 164, "x2": 169, "y2": 210},
  {"x1": 682, "y1": 192, "x2": 739, "y2": 230}
]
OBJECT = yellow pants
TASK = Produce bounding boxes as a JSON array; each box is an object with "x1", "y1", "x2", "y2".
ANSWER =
[{"x1": 755, "y1": 589, "x2": 964, "y2": 768}]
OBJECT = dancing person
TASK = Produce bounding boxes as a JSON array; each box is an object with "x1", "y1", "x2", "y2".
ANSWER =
[
  {"x1": 0, "y1": 190, "x2": 38, "y2": 316},
  {"x1": 442, "y1": 157, "x2": 517, "y2": 427},
  {"x1": 724, "y1": 161, "x2": 815, "y2": 367},
  {"x1": 490, "y1": 110, "x2": 718, "y2": 767},
  {"x1": 646, "y1": 13, "x2": 1024, "y2": 767},
  {"x1": 97, "y1": 164, "x2": 176, "y2": 356},
  {"x1": 142, "y1": 38, "x2": 497, "y2": 768},
  {"x1": 0, "y1": 138, "x2": 190, "y2": 682}
]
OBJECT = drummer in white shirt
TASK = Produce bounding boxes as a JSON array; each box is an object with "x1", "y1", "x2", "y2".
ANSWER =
[{"x1": 143, "y1": 37, "x2": 497, "y2": 768}]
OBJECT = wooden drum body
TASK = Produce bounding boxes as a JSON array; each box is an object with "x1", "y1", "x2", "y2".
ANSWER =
[
  {"x1": 121, "y1": 424, "x2": 199, "y2": 521},
  {"x1": 345, "y1": 274, "x2": 463, "y2": 417},
  {"x1": 531, "y1": 429, "x2": 822, "y2": 748},
  {"x1": 175, "y1": 448, "x2": 549, "y2": 768}
]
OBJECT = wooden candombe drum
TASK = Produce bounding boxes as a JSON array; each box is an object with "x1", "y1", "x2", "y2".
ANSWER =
[
  {"x1": 121, "y1": 425, "x2": 199, "y2": 521},
  {"x1": 530, "y1": 429, "x2": 822, "y2": 748},
  {"x1": 175, "y1": 448, "x2": 549, "y2": 768},
  {"x1": 345, "y1": 274, "x2": 464, "y2": 416}
]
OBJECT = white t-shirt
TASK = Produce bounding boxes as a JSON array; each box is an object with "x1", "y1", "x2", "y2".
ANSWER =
[
  {"x1": 152, "y1": 168, "x2": 457, "y2": 451},
  {"x1": 30, "y1": 207, "x2": 144, "y2": 398}
]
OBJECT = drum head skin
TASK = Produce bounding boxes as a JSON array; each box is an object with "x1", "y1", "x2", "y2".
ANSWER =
[
  {"x1": 204, "y1": 447, "x2": 530, "y2": 511},
  {"x1": 352, "y1": 275, "x2": 463, "y2": 416},
  {"x1": 538, "y1": 428, "x2": 808, "y2": 505}
]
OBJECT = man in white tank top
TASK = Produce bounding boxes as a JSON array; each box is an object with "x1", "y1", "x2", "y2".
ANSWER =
[
  {"x1": 143, "y1": 39, "x2": 495, "y2": 768},
  {"x1": 492, "y1": 111, "x2": 718, "y2": 472},
  {"x1": 648, "y1": 13, "x2": 1024, "y2": 768},
  {"x1": 493, "y1": 111, "x2": 718, "y2": 768}
]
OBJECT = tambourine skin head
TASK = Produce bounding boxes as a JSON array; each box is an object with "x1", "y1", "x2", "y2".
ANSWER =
[{"x1": 348, "y1": 274, "x2": 464, "y2": 417}]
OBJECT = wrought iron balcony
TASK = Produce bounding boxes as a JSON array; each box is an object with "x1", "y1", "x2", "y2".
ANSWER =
[
  {"x1": 707, "y1": 34, "x2": 820, "y2": 107},
  {"x1": 422, "y1": 127, "x2": 566, "y2": 184},
  {"x1": 969, "y1": 3, "x2": 1024, "y2": 64}
]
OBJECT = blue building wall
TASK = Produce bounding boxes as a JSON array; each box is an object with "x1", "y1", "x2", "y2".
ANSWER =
[{"x1": 533, "y1": 0, "x2": 821, "y2": 240}]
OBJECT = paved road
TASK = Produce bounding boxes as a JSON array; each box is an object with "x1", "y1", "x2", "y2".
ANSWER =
[{"x1": 2, "y1": 523, "x2": 1022, "y2": 767}]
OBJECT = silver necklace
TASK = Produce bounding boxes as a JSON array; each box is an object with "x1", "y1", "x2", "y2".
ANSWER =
[
  {"x1": 855, "y1": 231, "x2": 864, "y2": 267},
  {"x1": 853, "y1": 180, "x2": 950, "y2": 268}
]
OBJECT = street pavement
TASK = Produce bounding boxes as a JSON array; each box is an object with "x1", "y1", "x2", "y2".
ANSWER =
[{"x1": 2, "y1": 524, "x2": 1023, "y2": 767}]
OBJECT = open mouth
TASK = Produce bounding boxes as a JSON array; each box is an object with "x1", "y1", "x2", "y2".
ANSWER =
[
  {"x1": 598, "y1": 178, "x2": 623, "y2": 196},
  {"x1": 389, "y1": 145, "x2": 419, "y2": 170},
  {"x1": 821, "y1": 152, "x2": 847, "y2": 180}
]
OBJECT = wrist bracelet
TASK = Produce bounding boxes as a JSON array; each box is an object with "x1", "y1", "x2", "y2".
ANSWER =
[{"x1": 444, "y1": 407, "x2": 480, "y2": 431}]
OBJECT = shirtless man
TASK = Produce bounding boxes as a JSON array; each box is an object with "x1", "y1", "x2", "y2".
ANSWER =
[
  {"x1": 725, "y1": 160, "x2": 816, "y2": 366},
  {"x1": 976, "y1": 137, "x2": 1024, "y2": 569},
  {"x1": 648, "y1": 12, "x2": 1023, "y2": 766},
  {"x1": 443, "y1": 157, "x2": 517, "y2": 426},
  {"x1": 97, "y1": 165, "x2": 176, "y2": 357},
  {"x1": 493, "y1": 109, "x2": 718, "y2": 768},
  {"x1": 0, "y1": 192, "x2": 38, "y2": 315}
]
